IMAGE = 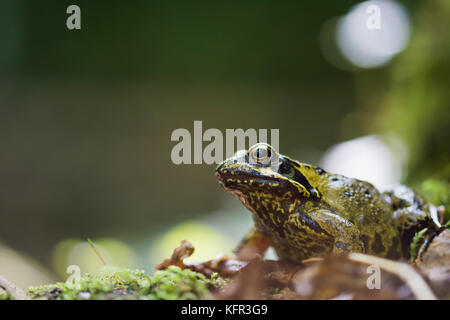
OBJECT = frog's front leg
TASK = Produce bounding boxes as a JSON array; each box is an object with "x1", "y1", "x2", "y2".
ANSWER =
[
  {"x1": 233, "y1": 227, "x2": 271, "y2": 260},
  {"x1": 311, "y1": 210, "x2": 364, "y2": 254}
]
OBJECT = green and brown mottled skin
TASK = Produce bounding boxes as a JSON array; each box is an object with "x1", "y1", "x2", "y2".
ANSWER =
[{"x1": 216, "y1": 143, "x2": 441, "y2": 263}]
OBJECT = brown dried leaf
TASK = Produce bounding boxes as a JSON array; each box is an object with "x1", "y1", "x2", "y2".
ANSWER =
[
  {"x1": 156, "y1": 240, "x2": 195, "y2": 270},
  {"x1": 156, "y1": 237, "x2": 447, "y2": 300},
  {"x1": 291, "y1": 255, "x2": 414, "y2": 299},
  {"x1": 209, "y1": 261, "x2": 264, "y2": 300},
  {"x1": 156, "y1": 240, "x2": 249, "y2": 277},
  {"x1": 416, "y1": 229, "x2": 450, "y2": 298}
]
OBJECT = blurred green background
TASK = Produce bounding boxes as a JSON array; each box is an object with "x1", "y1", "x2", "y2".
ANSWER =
[{"x1": 0, "y1": 0, "x2": 448, "y2": 286}]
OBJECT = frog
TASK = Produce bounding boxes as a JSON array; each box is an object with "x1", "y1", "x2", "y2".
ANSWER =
[{"x1": 216, "y1": 143, "x2": 442, "y2": 263}]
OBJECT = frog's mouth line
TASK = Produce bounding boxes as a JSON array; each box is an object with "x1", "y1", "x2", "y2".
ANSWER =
[{"x1": 215, "y1": 170, "x2": 283, "y2": 188}]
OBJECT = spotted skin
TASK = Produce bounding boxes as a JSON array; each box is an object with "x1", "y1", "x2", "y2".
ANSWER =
[{"x1": 216, "y1": 143, "x2": 440, "y2": 263}]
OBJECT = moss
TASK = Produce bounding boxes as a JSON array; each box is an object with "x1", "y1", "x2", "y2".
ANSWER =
[
  {"x1": 419, "y1": 179, "x2": 450, "y2": 224},
  {"x1": 408, "y1": 179, "x2": 449, "y2": 262},
  {"x1": 409, "y1": 228, "x2": 429, "y2": 263},
  {"x1": 28, "y1": 266, "x2": 224, "y2": 300}
]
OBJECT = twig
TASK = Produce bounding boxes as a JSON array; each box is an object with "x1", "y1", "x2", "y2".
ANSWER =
[
  {"x1": 349, "y1": 253, "x2": 437, "y2": 300},
  {"x1": 87, "y1": 238, "x2": 127, "y2": 295},
  {"x1": 87, "y1": 238, "x2": 107, "y2": 266}
]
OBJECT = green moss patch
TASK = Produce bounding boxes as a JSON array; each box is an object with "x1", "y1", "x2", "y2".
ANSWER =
[{"x1": 28, "y1": 266, "x2": 223, "y2": 300}]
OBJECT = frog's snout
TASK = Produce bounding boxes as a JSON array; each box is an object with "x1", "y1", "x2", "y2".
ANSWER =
[
  {"x1": 215, "y1": 164, "x2": 233, "y2": 192},
  {"x1": 215, "y1": 162, "x2": 225, "y2": 176},
  {"x1": 215, "y1": 161, "x2": 243, "y2": 189},
  {"x1": 215, "y1": 161, "x2": 225, "y2": 173},
  {"x1": 215, "y1": 162, "x2": 229, "y2": 184}
]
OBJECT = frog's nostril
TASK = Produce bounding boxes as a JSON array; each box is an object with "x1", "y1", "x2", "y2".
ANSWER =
[{"x1": 216, "y1": 163, "x2": 231, "y2": 177}]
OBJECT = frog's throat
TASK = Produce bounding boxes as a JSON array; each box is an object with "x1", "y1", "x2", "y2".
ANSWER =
[{"x1": 217, "y1": 176, "x2": 259, "y2": 216}]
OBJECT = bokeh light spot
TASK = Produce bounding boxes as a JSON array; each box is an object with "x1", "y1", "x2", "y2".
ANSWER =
[
  {"x1": 151, "y1": 221, "x2": 234, "y2": 265},
  {"x1": 336, "y1": 0, "x2": 410, "y2": 69},
  {"x1": 52, "y1": 238, "x2": 138, "y2": 279},
  {"x1": 320, "y1": 135, "x2": 407, "y2": 190}
]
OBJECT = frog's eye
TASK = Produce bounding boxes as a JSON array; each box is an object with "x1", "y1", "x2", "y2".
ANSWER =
[
  {"x1": 278, "y1": 161, "x2": 296, "y2": 178},
  {"x1": 249, "y1": 144, "x2": 272, "y2": 165}
]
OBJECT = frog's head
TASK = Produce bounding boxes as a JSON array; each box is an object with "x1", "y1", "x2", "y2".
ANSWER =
[{"x1": 216, "y1": 143, "x2": 321, "y2": 218}]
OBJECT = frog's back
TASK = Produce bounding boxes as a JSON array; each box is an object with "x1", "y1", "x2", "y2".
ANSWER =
[{"x1": 316, "y1": 174, "x2": 404, "y2": 258}]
